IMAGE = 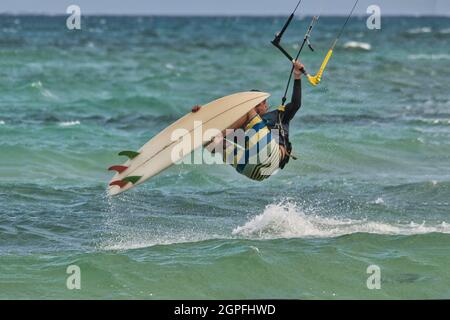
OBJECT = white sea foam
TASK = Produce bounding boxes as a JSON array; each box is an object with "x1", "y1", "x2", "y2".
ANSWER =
[
  {"x1": 432, "y1": 119, "x2": 450, "y2": 125},
  {"x1": 408, "y1": 54, "x2": 450, "y2": 60},
  {"x1": 31, "y1": 80, "x2": 58, "y2": 99},
  {"x1": 104, "y1": 236, "x2": 205, "y2": 251},
  {"x1": 0, "y1": 120, "x2": 5, "y2": 125},
  {"x1": 373, "y1": 197, "x2": 384, "y2": 204},
  {"x1": 232, "y1": 202, "x2": 450, "y2": 239},
  {"x1": 343, "y1": 41, "x2": 371, "y2": 51},
  {"x1": 408, "y1": 27, "x2": 432, "y2": 34},
  {"x1": 165, "y1": 63, "x2": 175, "y2": 70},
  {"x1": 31, "y1": 80, "x2": 43, "y2": 89},
  {"x1": 59, "y1": 120, "x2": 80, "y2": 127},
  {"x1": 101, "y1": 226, "x2": 219, "y2": 251}
]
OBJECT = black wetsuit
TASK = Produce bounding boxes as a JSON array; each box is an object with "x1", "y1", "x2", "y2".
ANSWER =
[{"x1": 261, "y1": 78, "x2": 302, "y2": 168}]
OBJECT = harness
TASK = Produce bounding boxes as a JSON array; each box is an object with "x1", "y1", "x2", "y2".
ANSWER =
[{"x1": 274, "y1": 105, "x2": 297, "y2": 169}]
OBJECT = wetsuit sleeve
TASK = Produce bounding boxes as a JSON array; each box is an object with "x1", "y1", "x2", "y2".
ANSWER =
[{"x1": 283, "y1": 78, "x2": 302, "y2": 122}]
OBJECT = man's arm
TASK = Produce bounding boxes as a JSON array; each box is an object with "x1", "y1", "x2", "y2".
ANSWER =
[{"x1": 283, "y1": 61, "x2": 303, "y2": 122}]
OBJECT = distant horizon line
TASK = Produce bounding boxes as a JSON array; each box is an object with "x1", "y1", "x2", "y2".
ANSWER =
[{"x1": 1, "y1": 12, "x2": 449, "y2": 18}]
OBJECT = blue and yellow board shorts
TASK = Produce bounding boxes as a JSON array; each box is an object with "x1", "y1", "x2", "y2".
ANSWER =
[{"x1": 223, "y1": 115, "x2": 281, "y2": 181}]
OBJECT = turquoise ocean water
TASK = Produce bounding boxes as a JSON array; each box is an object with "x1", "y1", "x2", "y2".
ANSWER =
[{"x1": 0, "y1": 15, "x2": 450, "y2": 299}]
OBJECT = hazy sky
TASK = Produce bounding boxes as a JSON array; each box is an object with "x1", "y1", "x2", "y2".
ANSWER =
[{"x1": 0, "y1": 0, "x2": 449, "y2": 16}]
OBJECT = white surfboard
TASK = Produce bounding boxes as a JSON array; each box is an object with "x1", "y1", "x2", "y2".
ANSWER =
[{"x1": 107, "y1": 91, "x2": 270, "y2": 196}]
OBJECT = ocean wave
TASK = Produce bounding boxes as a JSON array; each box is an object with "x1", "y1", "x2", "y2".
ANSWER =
[
  {"x1": 101, "y1": 232, "x2": 217, "y2": 251},
  {"x1": 232, "y1": 202, "x2": 450, "y2": 239},
  {"x1": 58, "y1": 120, "x2": 81, "y2": 127},
  {"x1": 2, "y1": 27, "x2": 18, "y2": 33},
  {"x1": 407, "y1": 27, "x2": 432, "y2": 34},
  {"x1": 0, "y1": 36, "x2": 25, "y2": 46},
  {"x1": 99, "y1": 95, "x2": 168, "y2": 110},
  {"x1": 300, "y1": 113, "x2": 395, "y2": 125},
  {"x1": 343, "y1": 41, "x2": 371, "y2": 51},
  {"x1": 99, "y1": 192, "x2": 225, "y2": 251},
  {"x1": 372, "y1": 197, "x2": 384, "y2": 204},
  {"x1": 30, "y1": 80, "x2": 58, "y2": 99},
  {"x1": 100, "y1": 214, "x2": 220, "y2": 251},
  {"x1": 408, "y1": 54, "x2": 450, "y2": 60},
  {"x1": 165, "y1": 63, "x2": 175, "y2": 70},
  {"x1": 415, "y1": 118, "x2": 450, "y2": 126}
]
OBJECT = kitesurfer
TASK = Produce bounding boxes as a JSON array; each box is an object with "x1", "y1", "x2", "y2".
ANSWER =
[{"x1": 192, "y1": 60, "x2": 304, "y2": 181}]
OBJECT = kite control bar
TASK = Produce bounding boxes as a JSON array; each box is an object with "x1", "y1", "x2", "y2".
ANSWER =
[{"x1": 272, "y1": 0, "x2": 360, "y2": 92}]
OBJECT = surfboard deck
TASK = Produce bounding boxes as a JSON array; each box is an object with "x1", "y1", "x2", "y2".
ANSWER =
[{"x1": 107, "y1": 91, "x2": 270, "y2": 196}]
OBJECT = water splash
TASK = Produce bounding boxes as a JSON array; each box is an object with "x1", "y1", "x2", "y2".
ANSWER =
[
  {"x1": 232, "y1": 201, "x2": 450, "y2": 239},
  {"x1": 99, "y1": 192, "x2": 219, "y2": 250},
  {"x1": 373, "y1": 197, "x2": 385, "y2": 204}
]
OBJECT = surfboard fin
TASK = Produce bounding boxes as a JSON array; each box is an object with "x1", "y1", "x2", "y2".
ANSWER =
[
  {"x1": 108, "y1": 165, "x2": 128, "y2": 173},
  {"x1": 122, "y1": 176, "x2": 142, "y2": 184},
  {"x1": 109, "y1": 180, "x2": 128, "y2": 188},
  {"x1": 109, "y1": 176, "x2": 142, "y2": 189},
  {"x1": 118, "y1": 150, "x2": 140, "y2": 159}
]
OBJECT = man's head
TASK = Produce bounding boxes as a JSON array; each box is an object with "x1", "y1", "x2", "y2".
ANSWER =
[
  {"x1": 251, "y1": 89, "x2": 269, "y2": 115},
  {"x1": 255, "y1": 99, "x2": 268, "y2": 115}
]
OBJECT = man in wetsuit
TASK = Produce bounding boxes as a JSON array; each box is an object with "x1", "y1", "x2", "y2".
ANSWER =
[{"x1": 192, "y1": 60, "x2": 304, "y2": 181}]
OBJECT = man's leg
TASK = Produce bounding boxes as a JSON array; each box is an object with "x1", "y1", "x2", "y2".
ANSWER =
[{"x1": 279, "y1": 145, "x2": 287, "y2": 159}]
